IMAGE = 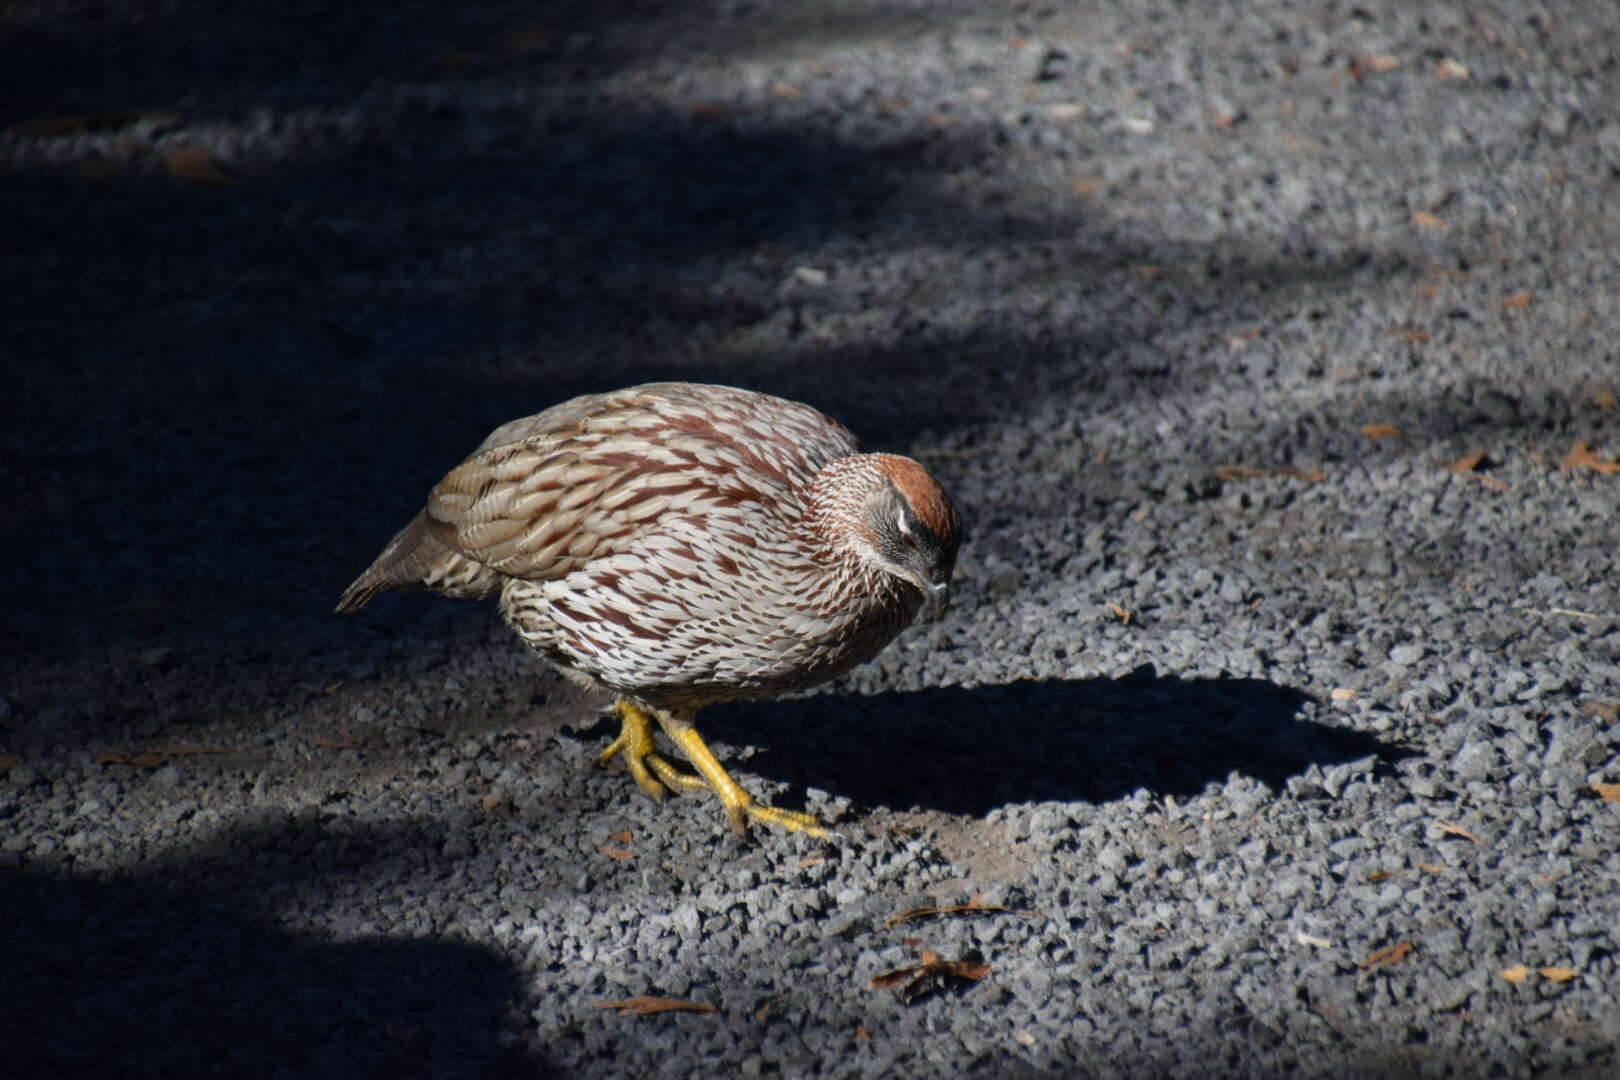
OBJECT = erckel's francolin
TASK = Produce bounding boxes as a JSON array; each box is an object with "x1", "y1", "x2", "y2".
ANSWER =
[{"x1": 337, "y1": 382, "x2": 961, "y2": 836}]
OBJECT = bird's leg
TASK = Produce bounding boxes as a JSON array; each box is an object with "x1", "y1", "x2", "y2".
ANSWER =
[
  {"x1": 597, "y1": 699, "x2": 708, "y2": 802},
  {"x1": 654, "y1": 708, "x2": 831, "y2": 839}
]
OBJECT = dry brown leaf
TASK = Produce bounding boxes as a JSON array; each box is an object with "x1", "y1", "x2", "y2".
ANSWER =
[
  {"x1": 1445, "y1": 451, "x2": 1486, "y2": 474},
  {"x1": 1411, "y1": 210, "x2": 1446, "y2": 229},
  {"x1": 869, "y1": 946, "x2": 992, "y2": 1004},
  {"x1": 770, "y1": 81, "x2": 803, "y2": 99},
  {"x1": 1134, "y1": 265, "x2": 1167, "y2": 281},
  {"x1": 1560, "y1": 441, "x2": 1620, "y2": 474},
  {"x1": 1499, "y1": 965, "x2": 1530, "y2": 983},
  {"x1": 78, "y1": 155, "x2": 129, "y2": 179},
  {"x1": 1365, "y1": 54, "x2": 1402, "y2": 72},
  {"x1": 1361, "y1": 423, "x2": 1402, "y2": 440},
  {"x1": 1216, "y1": 464, "x2": 1325, "y2": 483},
  {"x1": 1434, "y1": 58, "x2": 1470, "y2": 80},
  {"x1": 683, "y1": 102, "x2": 736, "y2": 119},
  {"x1": 1580, "y1": 700, "x2": 1619, "y2": 723},
  {"x1": 1365, "y1": 870, "x2": 1404, "y2": 883},
  {"x1": 1499, "y1": 289, "x2": 1534, "y2": 309},
  {"x1": 164, "y1": 146, "x2": 236, "y2": 186},
  {"x1": 1477, "y1": 474, "x2": 1511, "y2": 492},
  {"x1": 609, "y1": 829, "x2": 633, "y2": 845},
  {"x1": 855, "y1": 1023, "x2": 871, "y2": 1041},
  {"x1": 1540, "y1": 966, "x2": 1581, "y2": 982},
  {"x1": 95, "y1": 750, "x2": 167, "y2": 768},
  {"x1": 754, "y1": 994, "x2": 787, "y2": 1022},
  {"x1": 1432, "y1": 820, "x2": 1486, "y2": 845},
  {"x1": 799, "y1": 855, "x2": 826, "y2": 868},
  {"x1": 1591, "y1": 784, "x2": 1620, "y2": 803},
  {"x1": 1360, "y1": 942, "x2": 1415, "y2": 968},
  {"x1": 590, "y1": 996, "x2": 716, "y2": 1016},
  {"x1": 10, "y1": 111, "x2": 154, "y2": 137},
  {"x1": 1394, "y1": 328, "x2": 1430, "y2": 342},
  {"x1": 1412, "y1": 861, "x2": 1449, "y2": 874},
  {"x1": 0, "y1": 753, "x2": 18, "y2": 769},
  {"x1": 597, "y1": 846, "x2": 635, "y2": 861},
  {"x1": 1066, "y1": 177, "x2": 1106, "y2": 198},
  {"x1": 1593, "y1": 389, "x2": 1619, "y2": 411},
  {"x1": 884, "y1": 901, "x2": 1041, "y2": 929},
  {"x1": 1104, "y1": 602, "x2": 1133, "y2": 626}
]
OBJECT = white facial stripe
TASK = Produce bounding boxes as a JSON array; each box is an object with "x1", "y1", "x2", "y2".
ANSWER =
[{"x1": 896, "y1": 513, "x2": 912, "y2": 537}]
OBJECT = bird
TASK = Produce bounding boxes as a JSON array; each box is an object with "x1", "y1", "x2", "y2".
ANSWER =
[{"x1": 337, "y1": 382, "x2": 961, "y2": 837}]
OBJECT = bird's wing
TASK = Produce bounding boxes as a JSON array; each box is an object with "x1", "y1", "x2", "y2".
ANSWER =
[{"x1": 423, "y1": 383, "x2": 859, "y2": 582}]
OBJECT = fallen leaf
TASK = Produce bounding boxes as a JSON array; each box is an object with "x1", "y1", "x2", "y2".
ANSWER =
[
  {"x1": 1477, "y1": 474, "x2": 1511, "y2": 491},
  {"x1": 590, "y1": 996, "x2": 716, "y2": 1016},
  {"x1": 1412, "y1": 861, "x2": 1450, "y2": 874},
  {"x1": 1296, "y1": 931, "x2": 1332, "y2": 948},
  {"x1": 1329, "y1": 688, "x2": 1357, "y2": 702},
  {"x1": 164, "y1": 146, "x2": 236, "y2": 186},
  {"x1": 1434, "y1": 58, "x2": 1470, "y2": 80},
  {"x1": 799, "y1": 855, "x2": 826, "y2": 868},
  {"x1": 1104, "y1": 602, "x2": 1133, "y2": 625},
  {"x1": 869, "y1": 946, "x2": 991, "y2": 1004},
  {"x1": 884, "y1": 901, "x2": 1041, "y2": 928},
  {"x1": 597, "y1": 846, "x2": 635, "y2": 861},
  {"x1": 1560, "y1": 441, "x2": 1620, "y2": 474},
  {"x1": 1393, "y1": 328, "x2": 1430, "y2": 342},
  {"x1": 609, "y1": 829, "x2": 633, "y2": 845},
  {"x1": 754, "y1": 994, "x2": 787, "y2": 1022},
  {"x1": 1591, "y1": 784, "x2": 1620, "y2": 803},
  {"x1": 1499, "y1": 965, "x2": 1530, "y2": 983},
  {"x1": 1046, "y1": 103, "x2": 1085, "y2": 120},
  {"x1": 10, "y1": 110, "x2": 154, "y2": 137},
  {"x1": 683, "y1": 102, "x2": 736, "y2": 119},
  {"x1": 855, "y1": 1023, "x2": 872, "y2": 1041},
  {"x1": 1360, "y1": 942, "x2": 1415, "y2": 968},
  {"x1": 1134, "y1": 265, "x2": 1167, "y2": 281},
  {"x1": 1066, "y1": 177, "x2": 1106, "y2": 198},
  {"x1": 95, "y1": 750, "x2": 167, "y2": 768},
  {"x1": 1593, "y1": 389, "x2": 1619, "y2": 411},
  {"x1": 1432, "y1": 820, "x2": 1485, "y2": 845},
  {"x1": 1411, "y1": 210, "x2": 1446, "y2": 229},
  {"x1": 1580, "y1": 701, "x2": 1619, "y2": 723},
  {"x1": 1216, "y1": 464, "x2": 1325, "y2": 483},
  {"x1": 770, "y1": 81, "x2": 802, "y2": 99},
  {"x1": 1365, "y1": 870, "x2": 1404, "y2": 882},
  {"x1": 78, "y1": 155, "x2": 129, "y2": 179},
  {"x1": 1540, "y1": 966, "x2": 1581, "y2": 982},
  {"x1": 1361, "y1": 423, "x2": 1402, "y2": 440},
  {"x1": 1499, "y1": 289, "x2": 1534, "y2": 309},
  {"x1": 1445, "y1": 451, "x2": 1486, "y2": 474},
  {"x1": 95, "y1": 744, "x2": 229, "y2": 768},
  {"x1": 1364, "y1": 54, "x2": 1402, "y2": 73}
]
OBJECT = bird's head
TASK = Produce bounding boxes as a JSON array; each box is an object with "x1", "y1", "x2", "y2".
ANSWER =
[{"x1": 852, "y1": 454, "x2": 962, "y2": 620}]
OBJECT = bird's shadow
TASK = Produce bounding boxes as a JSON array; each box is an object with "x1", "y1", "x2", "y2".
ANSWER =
[{"x1": 677, "y1": 666, "x2": 1409, "y2": 817}]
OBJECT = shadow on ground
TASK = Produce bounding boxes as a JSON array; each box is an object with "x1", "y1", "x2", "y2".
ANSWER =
[
  {"x1": 0, "y1": 823, "x2": 554, "y2": 1080},
  {"x1": 580, "y1": 666, "x2": 1410, "y2": 818}
]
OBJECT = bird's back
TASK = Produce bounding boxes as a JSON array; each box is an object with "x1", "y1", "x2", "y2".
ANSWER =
[{"x1": 337, "y1": 383, "x2": 859, "y2": 612}]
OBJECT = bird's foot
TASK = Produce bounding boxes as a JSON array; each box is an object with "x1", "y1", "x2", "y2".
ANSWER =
[
  {"x1": 660, "y1": 720, "x2": 832, "y2": 839},
  {"x1": 598, "y1": 700, "x2": 708, "y2": 802}
]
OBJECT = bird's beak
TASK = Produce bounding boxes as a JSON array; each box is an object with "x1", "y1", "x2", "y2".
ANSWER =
[{"x1": 926, "y1": 580, "x2": 951, "y2": 621}]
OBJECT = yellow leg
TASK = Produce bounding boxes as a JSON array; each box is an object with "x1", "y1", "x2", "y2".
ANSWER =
[
  {"x1": 656, "y1": 710, "x2": 831, "y2": 839},
  {"x1": 597, "y1": 699, "x2": 707, "y2": 802}
]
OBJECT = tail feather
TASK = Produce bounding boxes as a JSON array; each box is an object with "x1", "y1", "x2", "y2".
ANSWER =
[{"x1": 335, "y1": 514, "x2": 434, "y2": 614}]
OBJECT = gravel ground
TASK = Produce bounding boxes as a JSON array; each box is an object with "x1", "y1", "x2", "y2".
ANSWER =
[{"x1": 4, "y1": 1, "x2": 1619, "y2": 1077}]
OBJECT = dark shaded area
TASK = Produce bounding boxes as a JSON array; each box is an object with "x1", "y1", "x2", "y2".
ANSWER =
[
  {"x1": 0, "y1": 819, "x2": 551, "y2": 1080},
  {"x1": 0, "y1": 0, "x2": 1456, "y2": 683},
  {"x1": 600, "y1": 668, "x2": 1411, "y2": 818}
]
